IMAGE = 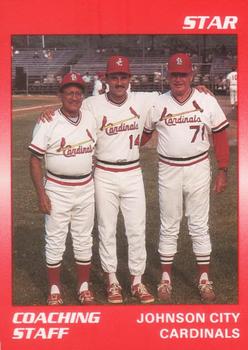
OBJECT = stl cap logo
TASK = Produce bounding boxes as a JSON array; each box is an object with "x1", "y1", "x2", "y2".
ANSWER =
[
  {"x1": 71, "y1": 73, "x2": 77, "y2": 81},
  {"x1": 116, "y1": 57, "x2": 123, "y2": 66},
  {"x1": 176, "y1": 57, "x2": 183, "y2": 65}
]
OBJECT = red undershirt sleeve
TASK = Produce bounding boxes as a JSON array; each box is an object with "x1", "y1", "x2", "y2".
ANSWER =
[
  {"x1": 212, "y1": 129, "x2": 229, "y2": 169},
  {"x1": 141, "y1": 131, "x2": 153, "y2": 146}
]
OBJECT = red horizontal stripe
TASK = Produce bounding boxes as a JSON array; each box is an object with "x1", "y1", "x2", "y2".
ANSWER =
[
  {"x1": 46, "y1": 175, "x2": 92, "y2": 186},
  {"x1": 29, "y1": 143, "x2": 45, "y2": 153},
  {"x1": 159, "y1": 154, "x2": 208, "y2": 167},
  {"x1": 96, "y1": 164, "x2": 140, "y2": 172},
  {"x1": 143, "y1": 127, "x2": 153, "y2": 134},
  {"x1": 212, "y1": 120, "x2": 229, "y2": 132}
]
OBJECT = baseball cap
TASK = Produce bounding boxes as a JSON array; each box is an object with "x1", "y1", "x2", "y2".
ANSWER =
[
  {"x1": 167, "y1": 53, "x2": 193, "y2": 73},
  {"x1": 106, "y1": 55, "x2": 130, "y2": 75},
  {"x1": 60, "y1": 72, "x2": 84, "y2": 91}
]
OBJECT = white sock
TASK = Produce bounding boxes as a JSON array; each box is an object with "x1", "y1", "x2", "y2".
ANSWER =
[
  {"x1": 108, "y1": 273, "x2": 119, "y2": 285},
  {"x1": 79, "y1": 281, "x2": 89, "y2": 293},
  {"x1": 50, "y1": 284, "x2": 60, "y2": 294},
  {"x1": 161, "y1": 272, "x2": 171, "y2": 283},
  {"x1": 199, "y1": 272, "x2": 209, "y2": 283},
  {"x1": 132, "y1": 275, "x2": 142, "y2": 286}
]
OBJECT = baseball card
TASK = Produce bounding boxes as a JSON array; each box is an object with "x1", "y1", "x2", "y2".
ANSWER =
[{"x1": 0, "y1": 0, "x2": 246, "y2": 349}]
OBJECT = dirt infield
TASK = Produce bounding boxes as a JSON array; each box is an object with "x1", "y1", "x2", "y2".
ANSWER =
[{"x1": 12, "y1": 94, "x2": 238, "y2": 305}]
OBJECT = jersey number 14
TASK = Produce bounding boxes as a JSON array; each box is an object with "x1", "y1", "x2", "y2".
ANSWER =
[{"x1": 129, "y1": 134, "x2": 140, "y2": 149}]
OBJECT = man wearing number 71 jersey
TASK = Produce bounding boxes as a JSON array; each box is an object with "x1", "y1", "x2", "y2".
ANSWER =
[{"x1": 142, "y1": 53, "x2": 229, "y2": 303}]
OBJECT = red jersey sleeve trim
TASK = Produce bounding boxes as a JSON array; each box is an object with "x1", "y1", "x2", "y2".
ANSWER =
[{"x1": 212, "y1": 129, "x2": 229, "y2": 168}]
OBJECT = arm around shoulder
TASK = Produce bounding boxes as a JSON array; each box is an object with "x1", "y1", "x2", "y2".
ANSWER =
[{"x1": 37, "y1": 108, "x2": 56, "y2": 123}]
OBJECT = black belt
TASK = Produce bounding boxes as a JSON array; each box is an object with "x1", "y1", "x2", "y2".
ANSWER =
[
  {"x1": 97, "y1": 159, "x2": 140, "y2": 166},
  {"x1": 47, "y1": 170, "x2": 91, "y2": 180},
  {"x1": 159, "y1": 151, "x2": 208, "y2": 162}
]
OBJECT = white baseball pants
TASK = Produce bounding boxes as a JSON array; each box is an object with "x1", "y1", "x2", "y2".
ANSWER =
[
  {"x1": 94, "y1": 167, "x2": 147, "y2": 276},
  {"x1": 44, "y1": 180, "x2": 95, "y2": 265},
  {"x1": 229, "y1": 86, "x2": 237, "y2": 106},
  {"x1": 158, "y1": 158, "x2": 212, "y2": 257}
]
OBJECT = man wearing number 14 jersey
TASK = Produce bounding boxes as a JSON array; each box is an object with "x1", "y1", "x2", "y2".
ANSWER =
[{"x1": 83, "y1": 56, "x2": 158, "y2": 304}]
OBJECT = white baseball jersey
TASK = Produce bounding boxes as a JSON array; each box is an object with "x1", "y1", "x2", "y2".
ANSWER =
[
  {"x1": 226, "y1": 71, "x2": 237, "y2": 87},
  {"x1": 28, "y1": 108, "x2": 97, "y2": 185},
  {"x1": 92, "y1": 79, "x2": 103, "y2": 96},
  {"x1": 144, "y1": 88, "x2": 229, "y2": 166},
  {"x1": 83, "y1": 92, "x2": 158, "y2": 170},
  {"x1": 82, "y1": 74, "x2": 91, "y2": 83}
]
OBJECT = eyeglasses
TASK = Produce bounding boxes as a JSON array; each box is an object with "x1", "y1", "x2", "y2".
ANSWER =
[{"x1": 63, "y1": 91, "x2": 83, "y2": 98}]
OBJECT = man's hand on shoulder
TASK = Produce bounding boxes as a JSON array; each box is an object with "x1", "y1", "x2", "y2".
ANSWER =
[{"x1": 37, "y1": 108, "x2": 55, "y2": 123}]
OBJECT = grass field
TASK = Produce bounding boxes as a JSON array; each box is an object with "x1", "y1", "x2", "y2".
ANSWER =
[
  {"x1": 13, "y1": 95, "x2": 60, "y2": 109},
  {"x1": 12, "y1": 94, "x2": 238, "y2": 305}
]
